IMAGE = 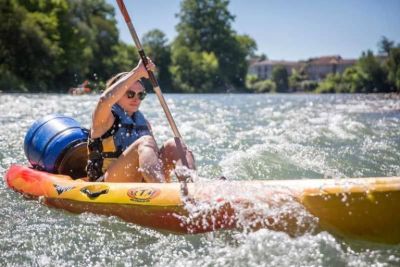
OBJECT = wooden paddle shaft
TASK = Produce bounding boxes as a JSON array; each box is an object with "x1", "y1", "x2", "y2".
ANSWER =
[{"x1": 116, "y1": 0, "x2": 182, "y2": 139}]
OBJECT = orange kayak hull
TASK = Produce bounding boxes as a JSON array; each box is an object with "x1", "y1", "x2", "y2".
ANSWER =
[{"x1": 5, "y1": 164, "x2": 400, "y2": 243}]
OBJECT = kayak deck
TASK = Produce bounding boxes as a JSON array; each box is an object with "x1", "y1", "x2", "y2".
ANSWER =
[{"x1": 5, "y1": 164, "x2": 400, "y2": 244}]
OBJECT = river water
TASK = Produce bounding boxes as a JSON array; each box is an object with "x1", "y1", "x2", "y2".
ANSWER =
[{"x1": 0, "y1": 93, "x2": 399, "y2": 266}]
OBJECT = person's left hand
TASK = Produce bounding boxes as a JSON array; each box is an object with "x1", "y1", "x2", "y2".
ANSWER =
[{"x1": 134, "y1": 57, "x2": 156, "y2": 79}]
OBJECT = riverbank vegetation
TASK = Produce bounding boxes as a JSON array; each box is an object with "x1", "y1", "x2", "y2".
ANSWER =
[
  {"x1": 1, "y1": 0, "x2": 257, "y2": 93},
  {"x1": 316, "y1": 40, "x2": 400, "y2": 94},
  {"x1": 1, "y1": 0, "x2": 399, "y2": 93},
  {"x1": 1, "y1": 0, "x2": 139, "y2": 92},
  {"x1": 247, "y1": 37, "x2": 400, "y2": 94}
]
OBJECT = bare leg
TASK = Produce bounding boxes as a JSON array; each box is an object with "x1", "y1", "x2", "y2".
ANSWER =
[
  {"x1": 104, "y1": 136, "x2": 165, "y2": 183},
  {"x1": 159, "y1": 137, "x2": 196, "y2": 182},
  {"x1": 137, "y1": 136, "x2": 165, "y2": 183}
]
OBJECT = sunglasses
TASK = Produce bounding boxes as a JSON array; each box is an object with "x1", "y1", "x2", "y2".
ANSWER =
[{"x1": 126, "y1": 90, "x2": 147, "y2": 100}]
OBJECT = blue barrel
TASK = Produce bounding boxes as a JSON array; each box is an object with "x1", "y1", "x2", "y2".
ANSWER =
[{"x1": 24, "y1": 114, "x2": 89, "y2": 174}]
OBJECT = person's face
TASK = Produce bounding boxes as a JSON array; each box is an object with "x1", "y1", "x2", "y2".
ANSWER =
[{"x1": 117, "y1": 81, "x2": 146, "y2": 115}]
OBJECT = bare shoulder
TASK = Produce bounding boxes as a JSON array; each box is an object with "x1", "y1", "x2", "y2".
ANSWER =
[{"x1": 91, "y1": 101, "x2": 115, "y2": 138}]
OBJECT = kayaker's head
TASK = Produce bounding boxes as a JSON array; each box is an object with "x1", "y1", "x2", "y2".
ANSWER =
[{"x1": 106, "y1": 72, "x2": 147, "y2": 115}]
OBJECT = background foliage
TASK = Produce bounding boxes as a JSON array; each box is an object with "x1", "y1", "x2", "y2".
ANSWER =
[
  {"x1": 1, "y1": 0, "x2": 399, "y2": 93},
  {"x1": 0, "y1": 0, "x2": 256, "y2": 93},
  {"x1": 0, "y1": 0, "x2": 139, "y2": 92}
]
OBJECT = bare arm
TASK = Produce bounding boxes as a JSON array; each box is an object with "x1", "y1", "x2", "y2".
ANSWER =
[{"x1": 91, "y1": 59, "x2": 154, "y2": 138}]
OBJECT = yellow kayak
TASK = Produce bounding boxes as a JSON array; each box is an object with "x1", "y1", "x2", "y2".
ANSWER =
[{"x1": 5, "y1": 164, "x2": 400, "y2": 244}]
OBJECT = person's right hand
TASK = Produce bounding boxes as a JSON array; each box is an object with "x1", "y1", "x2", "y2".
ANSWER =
[{"x1": 134, "y1": 57, "x2": 156, "y2": 79}]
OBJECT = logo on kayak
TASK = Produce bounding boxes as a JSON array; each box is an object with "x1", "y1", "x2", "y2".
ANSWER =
[
  {"x1": 53, "y1": 184, "x2": 75, "y2": 195},
  {"x1": 127, "y1": 188, "x2": 160, "y2": 202}
]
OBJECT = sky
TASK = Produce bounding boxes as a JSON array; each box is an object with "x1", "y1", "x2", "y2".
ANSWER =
[{"x1": 106, "y1": 0, "x2": 400, "y2": 61}]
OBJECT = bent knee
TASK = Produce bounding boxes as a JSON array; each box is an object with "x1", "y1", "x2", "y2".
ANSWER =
[
  {"x1": 162, "y1": 137, "x2": 187, "y2": 152},
  {"x1": 162, "y1": 138, "x2": 177, "y2": 151},
  {"x1": 161, "y1": 138, "x2": 191, "y2": 161}
]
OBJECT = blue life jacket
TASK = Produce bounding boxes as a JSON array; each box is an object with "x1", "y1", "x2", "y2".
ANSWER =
[
  {"x1": 111, "y1": 104, "x2": 151, "y2": 151},
  {"x1": 86, "y1": 104, "x2": 151, "y2": 181}
]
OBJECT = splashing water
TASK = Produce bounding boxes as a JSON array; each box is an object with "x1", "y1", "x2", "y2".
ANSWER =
[
  {"x1": 177, "y1": 180, "x2": 319, "y2": 236},
  {"x1": 1, "y1": 93, "x2": 400, "y2": 266}
]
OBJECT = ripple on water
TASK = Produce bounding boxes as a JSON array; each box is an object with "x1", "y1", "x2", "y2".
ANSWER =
[{"x1": 1, "y1": 93, "x2": 400, "y2": 266}]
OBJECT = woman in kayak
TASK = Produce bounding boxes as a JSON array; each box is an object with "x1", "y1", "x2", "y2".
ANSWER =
[{"x1": 86, "y1": 58, "x2": 195, "y2": 183}]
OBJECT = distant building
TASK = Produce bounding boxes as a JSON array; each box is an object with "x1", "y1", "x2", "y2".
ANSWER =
[
  {"x1": 249, "y1": 55, "x2": 356, "y2": 81},
  {"x1": 305, "y1": 56, "x2": 356, "y2": 81},
  {"x1": 248, "y1": 60, "x2": 300, "y2": 80}
]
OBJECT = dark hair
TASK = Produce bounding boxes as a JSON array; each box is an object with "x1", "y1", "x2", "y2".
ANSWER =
[{"x1": 106, "y1": 72, "x2": 145, "y2": 89}]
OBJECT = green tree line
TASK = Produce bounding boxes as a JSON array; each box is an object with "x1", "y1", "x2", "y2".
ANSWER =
[
  {"x1": 0, "y1": 0, "x2": 257, "y2": 93},
  {"x1": 2, "y1": 1, "x2": 398, "y2": 94},
  {"x1": 0, "y1": 0, "x2": 140, "y2": 92}
]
